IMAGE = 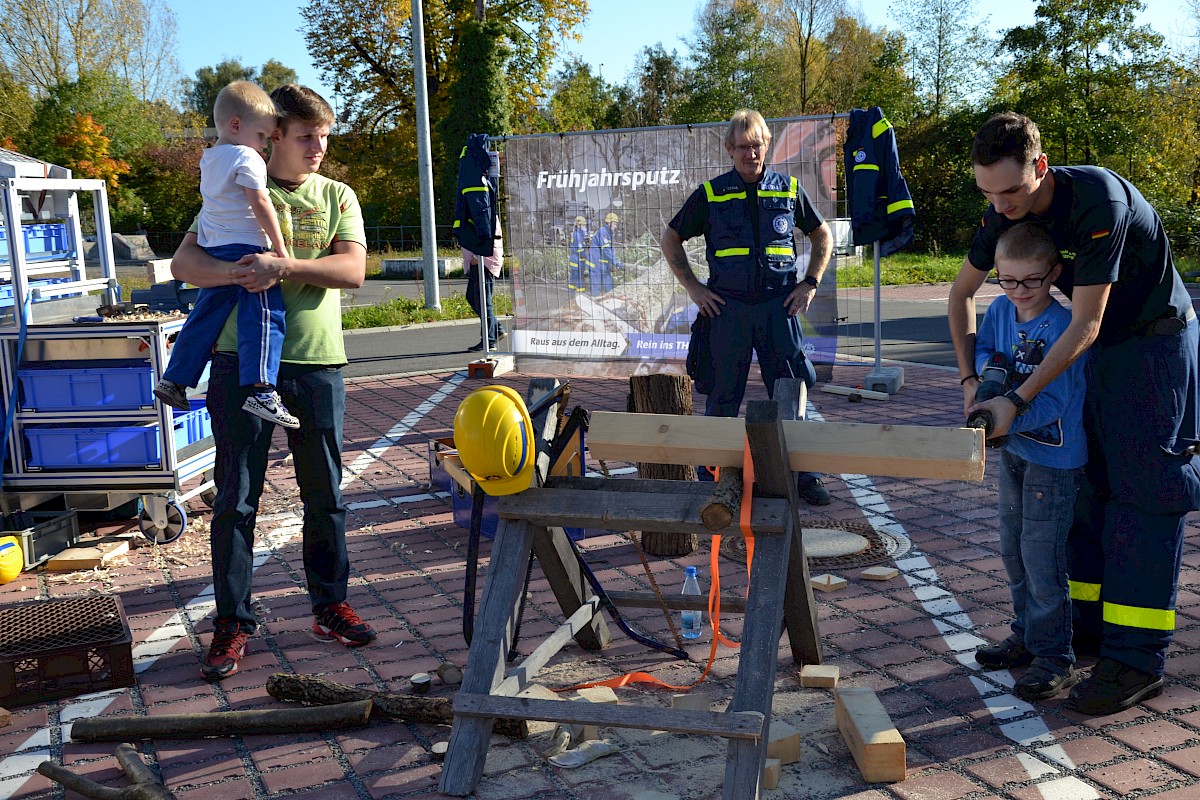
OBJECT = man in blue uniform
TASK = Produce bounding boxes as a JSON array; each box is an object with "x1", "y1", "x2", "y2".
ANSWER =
[
  {"x1": 661, "y1": 108, "x2": 834, "y2": 505},
  {"x1": 949, "y1": 112, "x2": 1200, "y2": 715},
  {"x1": 567, "y1": 215, "x2": 589, "y2": 293},
  {"x1": 588, "y1": 212, "x2": 622, "y2": 295}
]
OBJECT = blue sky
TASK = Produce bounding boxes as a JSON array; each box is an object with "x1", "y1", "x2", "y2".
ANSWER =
[{"x1": 166, "y1": 0, "x2": 1191, "y2": 107}]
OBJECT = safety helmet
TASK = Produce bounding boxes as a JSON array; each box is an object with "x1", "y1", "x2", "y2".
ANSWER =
[
  {"x1": 454, "y1": 385, "x2": 536, "y2": 496},
  {"x1": 605, "y1": 212, "x2": 619, "y2": 224},
  {"x1": 0, "y1": 536, "x2": 22, "y2": 584},
  {"x1": 574, "y1": 215, "x2": 586, "y2": 225}
]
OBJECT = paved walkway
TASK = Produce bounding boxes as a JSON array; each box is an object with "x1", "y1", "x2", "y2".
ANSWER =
[{"x1": 3, "y1": 287, "x2": 1200, "y2": 800}]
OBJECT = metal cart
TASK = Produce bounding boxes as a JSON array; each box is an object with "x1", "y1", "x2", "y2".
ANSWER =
[{"x1": 0, "y1": 149, "x2": 214, "y2": 543}]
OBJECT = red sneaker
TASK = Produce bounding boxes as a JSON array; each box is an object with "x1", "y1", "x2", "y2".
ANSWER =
[
  {"x1": 201, "y1": 623, "x2": 250, "y2": 681},
  {"x1": 311, "y1": 601, "x2": 377, "y2": 647}
]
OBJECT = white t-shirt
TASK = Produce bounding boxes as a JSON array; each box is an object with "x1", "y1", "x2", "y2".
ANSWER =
[{"x1": 196, "y1": 144, "x2": 271, "y2": 249}]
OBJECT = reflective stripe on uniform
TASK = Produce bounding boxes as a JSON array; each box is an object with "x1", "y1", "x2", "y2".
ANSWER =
[
  {"x1": 704, "y1": 181, "x2": 746, "y2": 203},
  {"x1": 453, "y1": 220, "x2": 461, "y2": 229},
  {"x1": 759, "y1": 176, "x2": 798, "y2": 199},
  {"x1": 887, "y1": 199, "x2": 915, "y2": 215},
  {"x1": 1069, "y1": 580, "x2": 1101, "y2": 602},
  {"x1": 1104, "y1": 601, "x2": 1175, "y2": 631},
  {"x1": 872, "y1": 117, "x2": 892, "y2": 138},
  {"x1": 765, "y1": 246, "x2": 793, "y2": 256},
  {"x1": 462, "y1": 186, "x2": 488, "y2": 194},
  {"x1": 853, "y1": 164, "x2": 880, "y2": 172},
  {"x1": 714, "y1": 247, "x2": 750, "y2": 257}
]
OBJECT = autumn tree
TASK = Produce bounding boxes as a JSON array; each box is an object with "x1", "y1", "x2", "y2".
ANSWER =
[
  {"x1": 21, "y1": 71, "x2": 162, "y2": 165},
  {"x1": 0, "y1": 64, "x2": 34, "y2": 144},
  {"x1": 780, "y1": 0, "x2": 844, "y2": 113},
  {"x1": 891, "y1": 0, "x2": 992, "y2": 118},
  {"x1": 0, "y1": 0, "x2": 181, "y2": 100},
  {"x1": 123, "y1": 138, "x2": 206, "y2": 231},
  {"x1": 821, "y1": 16, "x2": 916, "y2": 121},
  {"x1": 54, "y1": 113, "x2": 130, "y2": 191}
]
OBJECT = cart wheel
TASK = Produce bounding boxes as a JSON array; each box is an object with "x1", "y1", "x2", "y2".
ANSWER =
[
  {"x1": 200, "y1": 471, "x2": 217, "y2": 508},
  {"x1": 139, "y1": 500, "x2": 187, "y2": 544}
]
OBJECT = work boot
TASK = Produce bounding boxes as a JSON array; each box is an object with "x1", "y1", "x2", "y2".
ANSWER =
[
  {"x1": 312, "y1": 601, "x2": 378, "y2": 647},
  {"x1": 798, "y1": 475, "x2": 831, "y2": 506},
  {"x1": 1014, "y1": 657, "x2": 1079, "y2": 701},
  {"x1": 200, "y1": 621, "x2": 250, "y2": 681},
  {"x1": 1069, "y1": 657, "x2": 1164, "y2": 715},
  {"x1": 975, "y1": 634, "x2": 1034, "y2": 670}
]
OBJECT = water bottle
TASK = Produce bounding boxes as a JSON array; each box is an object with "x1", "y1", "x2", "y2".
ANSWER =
[{"x1": 681, "y1": 566, "x2": 703, "y2": 639}]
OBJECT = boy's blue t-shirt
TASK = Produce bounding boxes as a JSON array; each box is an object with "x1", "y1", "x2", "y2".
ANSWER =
[{"x1": 975, "y1": 295, "x2": 1087, "y2": 469}]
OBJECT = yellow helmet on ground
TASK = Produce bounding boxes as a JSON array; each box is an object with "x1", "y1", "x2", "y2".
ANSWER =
[
  {"x1": 574, "y1": 215, "x2": 586, "y2": 225},
  {"x1": 604, "y1": 212, "x2": 619, "y2": 224},
  {"x1": 454, "y1": 385, "x2": 536, "y2": 496},
  {"x1": 0, "y1": 535, "x2": 23, "y2": 584}
]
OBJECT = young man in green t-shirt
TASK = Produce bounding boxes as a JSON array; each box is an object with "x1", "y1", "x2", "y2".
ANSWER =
[{"x1": 171, "y1": 84, "x2": 376, "y2": 681}]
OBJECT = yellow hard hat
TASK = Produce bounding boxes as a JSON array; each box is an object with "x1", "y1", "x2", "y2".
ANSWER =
[
  {"x1": 0, "y1": 536, "x2": 23, "y2": 584},
  {"x1": 453, "y1": 385, "x2": 536, "y2": 496},
  {"x1": 574, "y1": 215, "x2": 586, "y2": 225},
  {"x1": 605, "y1": 212, "x2": 619, "y2": 224}
]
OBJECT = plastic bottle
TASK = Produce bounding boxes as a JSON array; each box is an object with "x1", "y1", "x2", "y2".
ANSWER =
[{"x1": 681, "y1": 566, "x2": 703, "y2": 639}]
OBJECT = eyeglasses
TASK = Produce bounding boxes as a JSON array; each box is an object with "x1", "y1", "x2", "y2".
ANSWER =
[
  {"x1": 734, "y1": 143, "x2": 765, "y2": 154},
  {"x1": 996, "y1": 272, "x2": 1052, "y2": 290}
]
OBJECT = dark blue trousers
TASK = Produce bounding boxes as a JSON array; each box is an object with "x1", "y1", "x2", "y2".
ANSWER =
[
  {"x1": 466, "y1": 264, "x2": 499, "y2": 343},
  {"x1": 1070, "y1": 316, "x2": 1200, "y2": 676},
  {"x1": 207, "y1": 353, "x2": 349, "y2": 632},
  {"x1": 163, "y1": 244, "x2": 285, "y2": 390}
]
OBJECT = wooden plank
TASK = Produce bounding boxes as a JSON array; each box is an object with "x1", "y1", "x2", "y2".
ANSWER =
[
  {"x1": 604, "y1": 589, "x2": 748, "y2": 614},
  {"x1": 587, "y1": 412, "x2": 985, "y2": 481},
  {"x1": 773, "y1": 378, "x2": 823, "y2": 668},
  {"x1": 453, "y1": 692, "x2": 764, "y2": 740},
  {"x1": 440, "y1": 517, "x2": 536, "y2": 796},
  {"x1": 724, "y1": 401, "x2": 800, "y2": 799},
  {"x1": 499, "y1": 488, "x2": 788, "y2": 535},
  {"x1": 44, "y1": 540, "x2": 128, "y2": 571},
  {"x1": 798, "y1": 664, "x2": 840, "y2": 688},
  {"x1": 836, "y1": 686, "x2": 906, "y2": 783},
  {"x1": 821, "y1": 384, "x2": 890, "y2": 401},
  {"x1": 494, "y1": 596, "x2": 602, "y2": 697}
]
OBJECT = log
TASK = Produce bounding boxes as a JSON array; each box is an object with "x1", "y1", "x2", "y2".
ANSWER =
[
  {"x1": 70, "y1": 700, "x2": 372, "y2": 742},
  {"x1": 628, "y1": 373, "x2": 697, "y2": 556},
  {"x1": 700, "y1": 467, "x2": 743, "y2": 531},
  {"x1": 265, "y1": 673, "x2": 527, "y2": 739},
  {"x1": 38, "y1": 743, "x2": 176, "y2": 799}
]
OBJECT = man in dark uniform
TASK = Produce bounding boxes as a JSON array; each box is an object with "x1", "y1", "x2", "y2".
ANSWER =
[
  {"x1": 949, "y1": 112, "x2": 1200, "y2": 715},
  {"x1": 661, "y1": 108, "x2": 834, "y2": 505}
]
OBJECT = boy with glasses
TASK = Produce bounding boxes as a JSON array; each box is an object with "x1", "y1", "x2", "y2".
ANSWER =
[{"x1": 971, "y1": 222, "x2": 1086, "y2": 700}]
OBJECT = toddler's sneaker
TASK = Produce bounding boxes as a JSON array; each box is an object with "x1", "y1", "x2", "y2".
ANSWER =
[
  {"x1": 153, "y1": 379, "x2": 191, "y2": 411},
  {"x1": 242, "y1": 390, "x2": 300, "y2": 429}
]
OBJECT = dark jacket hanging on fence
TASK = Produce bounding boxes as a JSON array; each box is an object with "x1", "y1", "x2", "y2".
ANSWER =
[
  {"x1": 454, "y1": 133, "x2": 498, "y2": 257},
  {"x1": 844, "y1": 107, "x2": 915, "y2": 257}
]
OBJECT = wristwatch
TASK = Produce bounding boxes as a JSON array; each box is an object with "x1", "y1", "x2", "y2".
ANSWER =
[
  {"x1": 1004, "y1": 390, "x2": 1031, "y2": 416},
  {"x1": 802, "y1": 274, "x2": 819, "y2": 288}
]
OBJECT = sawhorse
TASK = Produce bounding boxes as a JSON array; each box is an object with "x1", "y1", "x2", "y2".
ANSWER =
[{"x1": 440, "y1": 377, "x2": 822, "y2": 798}]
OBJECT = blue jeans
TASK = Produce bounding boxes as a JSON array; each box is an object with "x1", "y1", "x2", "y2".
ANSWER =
[
  {"x1": 998, "y1": 449, "x2": 1080, "y2": 662},
  {"x1": 207, "y1": 353, "x2": 349, "y2": 633},
  {"x1": 162, "y1": 244, "x2": 285, "y2": 389},
  {"x1": 466, "y1": 263, "x2": 498, "y2": 342}
]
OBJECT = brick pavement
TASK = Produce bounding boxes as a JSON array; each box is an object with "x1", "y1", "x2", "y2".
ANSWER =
[{"x1": 2, "y1": 317, "x2": 1200, "y2": 798}]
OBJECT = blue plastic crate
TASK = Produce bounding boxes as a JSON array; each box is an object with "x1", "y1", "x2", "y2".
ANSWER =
[
  {"x1": 0, "y1": 223, "x2": 70, "y2": 263},
  {"x1": 17, "y1": 360, "x2": 154, "y2": 411},
  {"x1": 23, "y1": 404, "x2": 210, "y2": 469}
]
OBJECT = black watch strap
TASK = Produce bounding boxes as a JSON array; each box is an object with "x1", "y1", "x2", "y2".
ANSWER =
[
  {"x1": 802, "y1": 274, "x2": 819, "y2": 288},
  {"x1": 1005, "y1": 390, "x2": 1031, "y2": 416}
]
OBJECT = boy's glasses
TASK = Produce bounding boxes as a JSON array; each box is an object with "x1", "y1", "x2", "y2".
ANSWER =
[{"x1": 997, "y1": 272, "x2": 1052, "y2": 290}]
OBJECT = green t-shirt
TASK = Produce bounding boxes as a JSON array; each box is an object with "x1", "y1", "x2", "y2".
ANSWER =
[{"x1": 199, "y1": 173, "x2": 366, "y2": 365}]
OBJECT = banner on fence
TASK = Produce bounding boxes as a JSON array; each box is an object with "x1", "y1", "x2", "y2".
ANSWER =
[{"x1": 501, "y1": 117, "x2": 840, "y2": 376}]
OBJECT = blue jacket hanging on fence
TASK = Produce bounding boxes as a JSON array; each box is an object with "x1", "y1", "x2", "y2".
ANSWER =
[
  {"x1": 454, "y1": 133, "x2": 498, "y2": 257},
  {"x1": 844, "y1": 107, "x2": 914, "y2": 257}
]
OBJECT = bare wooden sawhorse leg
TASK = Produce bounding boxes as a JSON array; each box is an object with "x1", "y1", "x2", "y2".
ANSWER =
[{"x1": 440, "y1": 393, "x2": 822, "y2": 799}]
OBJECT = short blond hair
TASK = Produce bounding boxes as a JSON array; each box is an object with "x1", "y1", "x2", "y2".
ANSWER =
[
  {"x1": 725, "y1": 109, "x2": 771, "y2": 150},
  {"x1": 213, "y1": 81, "x2": 279, "y2": 128}
]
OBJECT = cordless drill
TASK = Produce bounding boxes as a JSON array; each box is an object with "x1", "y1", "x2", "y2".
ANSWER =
[{"x1": 967, "y1": 352, "x2": 1010, "y2": 448}]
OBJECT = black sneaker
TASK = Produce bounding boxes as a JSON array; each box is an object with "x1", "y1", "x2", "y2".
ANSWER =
[
  {"x1": 311, "y1": 601, "x2": 377, "y2": 647},
  {"x1": 975, "y1": 635, "x2": 1034, "y2": 670},
  {"x1": 467, "y1": 340, "x2": 486, "y2": 352},
  {"x1": 1069, "y1": 657, "x2": 1164, "y2": 715},
  {"x1": 200, "y1": 622, "x2": 250, "y2": 681},
  {"x1": 153, "y1": 379, "x2": 191, "y2": 411},
  {"x1": 1015, "y1": 657, "x2": 1080, "y2": 701},
  {"x1": 798, "y1": 476, "x2": 831, "y2": 505}
]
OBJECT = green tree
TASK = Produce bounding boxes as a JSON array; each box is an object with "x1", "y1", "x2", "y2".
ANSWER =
[
  {"x1": 822, "y1": 17, "x2": 917, "y2": 121},
  {"x1": 995, "y1": 0, "x2": 1170, "y2": 168},
  {"x1": 780, "y1": 0, "x2": 843, "y2": 113},
  {"x1": 185, "y1": 59, "x2": 304, "y2": 126},
  {"x1": 21, "y1": 71, "x2": 162, "y2": 165},
  {"x1": 891, "y1": 0, "x2": 992, "y2": 117},
  {"x1": 541, "y1": 58, "x2": 615, "y2": 132},
  {"x1": 0, "y1": 64, "x2": 34, "y2": 145},
  {"x1": 123, "y1": 138, "x2": 205, "y2": 232},
  {"x1": 679, "y1": 0, "x2": 780, "y2": 123},
  {"x1": 257, "y1": 60, "x2": 301, "y2": 96},
  {"x1": 613, "y1": 44, "x2": 693, "y2": 128}
]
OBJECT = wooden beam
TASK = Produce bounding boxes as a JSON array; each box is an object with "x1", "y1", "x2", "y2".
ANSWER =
[
  {"x1": 587, "y1": 412, "x2": 984, "y2": 481},
  {"x1": 494, "y1": 596, "x2": 602, "y2": 697},
  {"x1": 836, "y1": 686, "x2": 906, "y2": 783},
  {"x1": 604, "y1": 589, "x2": 748, "y2": 614}
]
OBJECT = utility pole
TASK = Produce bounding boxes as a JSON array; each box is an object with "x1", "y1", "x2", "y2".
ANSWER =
[{"x1": 411, "y1": 0, "x2": 440, "y2": 309}]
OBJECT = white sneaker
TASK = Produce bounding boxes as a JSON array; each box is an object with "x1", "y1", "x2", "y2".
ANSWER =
[{"x1": 242, "y1": 391, "x2": 300, "y2": 429}]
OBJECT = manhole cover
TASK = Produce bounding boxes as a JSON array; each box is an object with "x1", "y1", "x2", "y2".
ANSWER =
[{"x1": 719, "y1": 520, "x2": 910, "y2": 570}]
